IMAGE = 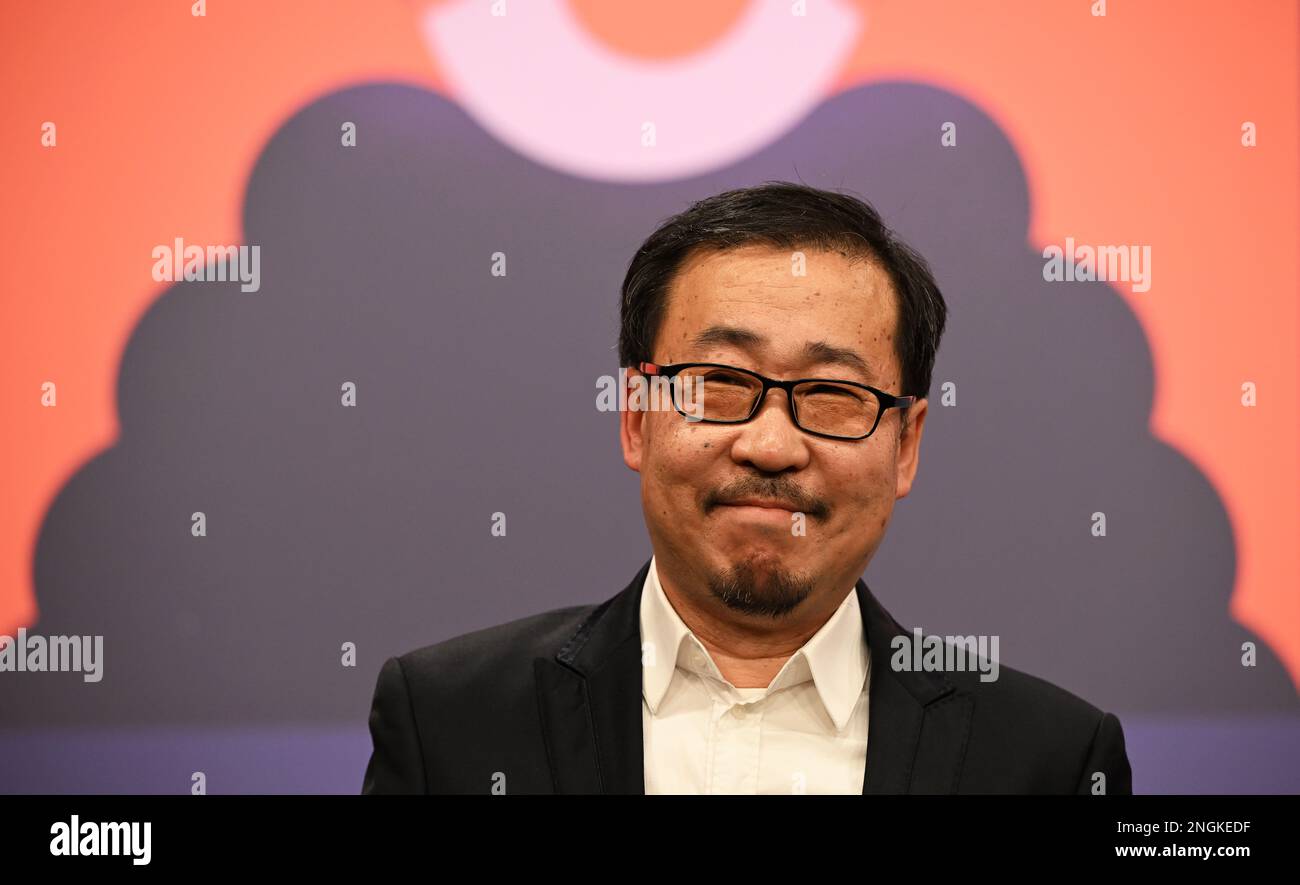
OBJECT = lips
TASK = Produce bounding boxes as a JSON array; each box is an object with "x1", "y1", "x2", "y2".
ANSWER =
[{"x1": 723, "y1": 498, "x2": 800, "y2": 511}]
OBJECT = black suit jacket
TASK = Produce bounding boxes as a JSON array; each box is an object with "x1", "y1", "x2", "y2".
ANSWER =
[{"x1": 362, "y1": 559, "x2": 1133, "y2": 794}]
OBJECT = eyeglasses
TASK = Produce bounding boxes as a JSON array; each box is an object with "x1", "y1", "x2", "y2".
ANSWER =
[{"x1": 636, "y1": 361, "x2": 915, "y2": 441}]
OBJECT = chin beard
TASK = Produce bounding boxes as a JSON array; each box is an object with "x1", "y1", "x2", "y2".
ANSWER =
[{"x1": 706, "y1": 555, "x2": 815, "y2": 618}]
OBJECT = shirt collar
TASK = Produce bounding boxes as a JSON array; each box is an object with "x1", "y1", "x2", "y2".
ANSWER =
[{"x1": 639, "y1": 554, "x2": 870, "y2": 732}]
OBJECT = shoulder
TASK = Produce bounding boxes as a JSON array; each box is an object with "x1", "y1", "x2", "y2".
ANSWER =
[
  {"x1": 945, "y1": 661, "x2": 1107, "y2": 730},
  {"x1": 388, "y1": 603, "x2": 596, "y2": 697},
  {"x1": 363, "y1": 603, "x2": 598, "y2": 793},
  {"x1": 939, "y1": 661, "x2": 1130, "y2": 792}
]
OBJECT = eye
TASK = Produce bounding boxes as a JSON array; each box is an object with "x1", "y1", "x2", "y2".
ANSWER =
[
  {"x1": 703, "y1": 370, "x2": 750, "y2": 386},
  {"x1": 805, "y1": 384, "x2": 856, "y2": 397}
]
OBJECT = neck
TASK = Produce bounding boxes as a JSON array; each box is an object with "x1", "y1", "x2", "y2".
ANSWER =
[{"x1": 655, "y1": 560, "x2": 850, "y2": 688}]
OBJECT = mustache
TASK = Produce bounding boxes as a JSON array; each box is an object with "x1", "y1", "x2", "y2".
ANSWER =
[{"x1": 705, "y1": 480, "x2": 829, "y2": 519}]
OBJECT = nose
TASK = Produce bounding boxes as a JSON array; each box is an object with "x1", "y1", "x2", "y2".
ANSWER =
[{"x1": 728, "y1": 388, "x2": 811, "y2": 472}]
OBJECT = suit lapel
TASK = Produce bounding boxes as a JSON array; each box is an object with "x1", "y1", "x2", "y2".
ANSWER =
[
  {"x1": 535, "y1": 559, "x2": 650, "y2": 794},
  {"x1": 857, "y1": 579, "x2": 973, "y2": 794}
]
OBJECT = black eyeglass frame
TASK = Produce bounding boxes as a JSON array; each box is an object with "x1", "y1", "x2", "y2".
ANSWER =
[{"x1": 637, "y1": 361, "x2": 915, "y2": 441}]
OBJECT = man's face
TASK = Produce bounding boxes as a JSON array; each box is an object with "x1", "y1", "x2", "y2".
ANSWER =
[{"x1": 620, "y1": 244, "x2": 928, "y2": 621}]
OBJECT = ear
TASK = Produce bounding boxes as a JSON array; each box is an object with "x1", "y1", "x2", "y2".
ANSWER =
[
  {"x1": 894, "y1": 398, "x2": 928, "y2": 499},
  {"x1": 620, "y1": 368, "x2": 646, "y2": 472}
]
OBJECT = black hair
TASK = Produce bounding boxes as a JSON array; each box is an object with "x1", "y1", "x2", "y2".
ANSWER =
[{"x1": 617, "y1": 181, "x2": 947, "y2": 402}]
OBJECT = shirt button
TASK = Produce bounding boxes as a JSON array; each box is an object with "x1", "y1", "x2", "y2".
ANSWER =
[{"x1": 732, "y1": 704, "x2": 748, "y2": 719}]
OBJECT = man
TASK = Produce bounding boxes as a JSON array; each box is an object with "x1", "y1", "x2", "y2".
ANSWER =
[{"x1": 362, "y1": 182, "x2": 1133, "y2": 795}]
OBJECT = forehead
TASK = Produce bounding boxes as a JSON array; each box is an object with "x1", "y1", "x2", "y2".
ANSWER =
[{"x1": 657, "y1": 244, "x2": 900, "y2": 383}]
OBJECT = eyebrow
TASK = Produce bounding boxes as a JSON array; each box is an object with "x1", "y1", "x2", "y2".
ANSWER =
[{"x1": 689, "y1": 324, "x2": 874, "y2": 381}]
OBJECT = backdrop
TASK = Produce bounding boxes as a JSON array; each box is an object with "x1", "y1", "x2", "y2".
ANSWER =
[{"x1": 1, "y1": 0, "x2": 1297, "y2": 793}]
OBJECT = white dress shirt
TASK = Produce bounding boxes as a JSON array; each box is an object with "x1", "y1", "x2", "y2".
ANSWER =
[{"x1": 640, "y1": 555, "x2": 871, "y2": 794}]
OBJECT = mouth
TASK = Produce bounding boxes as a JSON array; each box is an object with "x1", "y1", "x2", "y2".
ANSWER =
[
  {"x1": 722, "y1": 498, "x2": 801, "y2": 512},
  {"x1": 716, "y1": 499, "x2": 805, "y2": 528}
]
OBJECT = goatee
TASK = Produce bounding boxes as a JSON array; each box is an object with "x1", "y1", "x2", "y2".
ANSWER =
[{"x1": 707, "y1": 555, "x2": 814, "y2": 618}]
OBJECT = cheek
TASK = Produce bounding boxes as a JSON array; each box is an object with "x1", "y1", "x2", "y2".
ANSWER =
[
  {"x1": 643, "y1": 420, "x2": 717, "y2": 500},
  {"x1": 827, "y1": 453, "x2": 894, "y2": 514}
]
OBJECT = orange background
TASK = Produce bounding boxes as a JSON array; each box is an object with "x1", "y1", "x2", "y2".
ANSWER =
[{"x1": 2, "y1": 0, "x2": 1296, "y2": 686}]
